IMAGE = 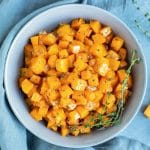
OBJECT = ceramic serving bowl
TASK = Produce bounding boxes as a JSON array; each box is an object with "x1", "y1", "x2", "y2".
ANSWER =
[{"x1": 4, "y1": 4, "x2": 147, "y2": 148}]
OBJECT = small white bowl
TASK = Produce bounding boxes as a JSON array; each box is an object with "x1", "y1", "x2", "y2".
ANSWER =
[{"x1": 4, "y1": 4, "x2": 147, "y2": 148}]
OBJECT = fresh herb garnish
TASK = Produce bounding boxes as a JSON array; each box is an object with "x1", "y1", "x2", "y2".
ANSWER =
[
  {"x1": 68, "y1": 51, "x2": 140, "y2": 132},
  {"x1": 83, "y1": 50, "x2": 140, "y2": 129},
  {"x1": 108, "y1": 50, "x2": 140, "y2": 126}
]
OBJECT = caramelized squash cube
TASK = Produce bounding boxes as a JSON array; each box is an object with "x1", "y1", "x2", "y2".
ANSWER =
[
  {"x1": 21, "y1": 79, "x2": 33, "y2": 94},
  {"x1": 111, "y1": 36, "x2": 124, "y2": 51},
  {"x1": 56, "y1": 58, "x2": 68, "y2": 73},
  {"x1": 90, "y1": 20, "x2": 101, "y2": 33},
  {"x1": 144, "y1": 105, "x2": 150, "y2": 118}
]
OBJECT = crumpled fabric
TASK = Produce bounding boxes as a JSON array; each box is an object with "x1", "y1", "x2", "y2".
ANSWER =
[{"x1": 0, "y1": 0, "x2": 150, "y2": 150}]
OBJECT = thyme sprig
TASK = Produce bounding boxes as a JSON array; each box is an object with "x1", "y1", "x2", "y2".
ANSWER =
[
  {"x1": 106, "y1": 50, "x2": 140, "y2": 127},
  {"x1": 68, "y1": 50, "x2": 140, "y2": 132},
  {"x1": 83, "y1": 50, "x2": 140, "y2": 129}
]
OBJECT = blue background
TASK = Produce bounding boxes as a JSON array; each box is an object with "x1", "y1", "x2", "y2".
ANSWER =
[{"x1": 0, "y1": 0, "x2": 150, "y2": 149}]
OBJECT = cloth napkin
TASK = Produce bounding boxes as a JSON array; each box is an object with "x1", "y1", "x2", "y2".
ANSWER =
[{"x1": 0, "y1": 0, "x2": 150, "y2": 150}]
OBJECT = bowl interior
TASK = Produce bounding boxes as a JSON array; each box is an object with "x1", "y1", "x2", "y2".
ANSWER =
[{"x1": 4, "y1": 4, "x2": 146, "y2": 148}]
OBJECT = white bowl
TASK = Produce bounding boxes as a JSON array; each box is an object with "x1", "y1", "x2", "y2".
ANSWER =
[{"x1": 4, "y1": 4, "x2": 147, "y2": 148}]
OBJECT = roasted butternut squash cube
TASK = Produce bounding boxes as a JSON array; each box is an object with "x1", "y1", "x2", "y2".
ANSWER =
[
  {"x1": 31, "y1": 92, "x2": 42, "y2": 102},
  {"x1": 40, "y1": 33, "x2": 56, "y2": 45},
  {"x1": 59, "y1": 85, "x2": 73, "y2": 98},
  {"x1": 117, "y1": 69, "x2": 133, "y2": 89},
  {"x1": 115, "y1": 83, "x2": 129, "y2": 99},
  {"x1": 92, "y1": 34, "x2": 106, "y2": 44},
  {"x1": 56, "y1": 58, "x2": 68, "y2": 73},
  {"x1": 69, "y1": 40, "x2": 85, "y2": 54},
  {"x1": 30, "y1": 107, "x2": 42, "y2": 121},
  {"x1": 111, "y1": 75, "x2": 119, "y2": 88},
  {"x1": 81, "y1": 70, "x2": 92, "y2": 80},
  {"x1": 76, "y1": 106, "x2": 89, "y2": 119},
  {"x1": 30, "y1": 56, "x2": 46, "y2": 74},
  {"x1": 67, "y1": 72, "x2": 78, "y2": 83},
  {"x1": 60, "y1": 74, "x2": 69, "y2": 85},
  {"x1": 94, "y1": 57, "x2": 109, "y2": 76},
  {"x1": 77, "y1": 52, "x2": 88, "y2": 62},
  {"x1": 21, "y1": 79, "x2": 34, "y2": 94},
  {"x1": 32, "y1": 44, "x2": 47, "y2": 57},
  {"x1": 111, "y1": 36, "x2": 124, "y2": 51},
  {"x1": 47, "y1": 118, "x2": 55, "y2": 127},
  {"x1": 60, "y1": 98, "x2": 76, "y2": 110},
  {"x1": 72, "y1": 91, "x2": 87, "y2": 105},
  {"x1": 105, "y1": 70, "x2": 115, "y2": 80},
  {"x1": 70, "y1": 45, "x2": 80, "y2": 54},
  {"x1": 74, "y1": 59, "x2": 88, "y2": 72},
  {"x1": 78, "y1": 24, "x2": 91, "y2": 35},
  {"x1": 39, "y1": 104, "x2": 49, "y2": 117},
  {"x1": 89, "y1": 59, "x2": 96, "y2": 67},
  {"x1": 68, "y1": 110, "x2": 80, "y2": 125},
  {"x1": 47, "y1": 76, "x2": 61, "y2": 90},
  {"x1": 106, "y1": 50, "x2": 120, "y2": 60},
  {"x1": 106, "y1": 105, "x2": 117, "y2": 114},
  {"x1": 71, "y1": 18, "x2": 85, "y2": 29},
  {"x1": 119, "y1": 48, "x2": 127, "y2": 60},
  {"x1": 59, "y1": 49, "x2": 69, "y2": 58},
  {"x1": 119, "y1": 61, "x2": 127, "y2": 68},
  {"x1": 45, "y1": 89, "x2": 59, "y2": 102},
  {"x1": 71, "y1": 127, "x2": 80, "y2": 136},
  {"x1": 30, "y1": 75, "x2": 41, "y2": 84},
  {"x1": 24, "y1": 44, "x2": 33, "y2": 58},
  {"x1": 52, "y1": 108, "x2": 66, "y2": 125},
  {"x1": 96, "y1": 106, "x2": 106, "y2": 115},
  {"x1": 61, "y1": 127, "x2": 69, "y2": 136},
  {"x1": 94, "y1": 91, "x2": 103, "y2": 102},
  {"x1": 108, "y1": 59, "x2": 120, "y2": 71},
  {"x1": 47, "y1": 117, "x2": 55, "y2": 126},
  {"x1": 30, "y1": 36, "x2": 39, "y2": 48},
  {"x1": 79, "y1": 126, "x2": 91, "y2": 134},
  {"x1": 117, "y1": 69, "x2": 126, "y2": 82},
  {"x1": 58, "y1": 40, "x2": 69, "y2": 49},
  {"x1": 47, "y1": 44, "x2": 59, "y2": 55},
  {"x1": 47, "y1": 121, "x2": 57, "y2": 131},
  {"x1": 47, "y1": 69, "x2": 57, "y2": 77},
  {"x1": 90, "y1": 43, "x2": 107, "y2": 58},
  {"x1": 99, "y1": 78, "x2": 112, "y2": 93},
  {"x1": 88, "y1": 74, "x2": 99, "y2": 87},
  {"x1": 75, "y1": 32, "x2": 86, "y2": 42},
  {"x1": 71, "y1": 78, "x2": 87, "y2": 91},
  {"x1": 40, "y1": 80, "x2": 48, "y2": 95},
  {"x1": 48, "y1": 55, "x2": 57, "y2": 68},
  {"x1": 61, "y1": 34, "x2": 73, "y2": 42},
  {"x1": 90, "y1": 20, "x2": 101, "y2": 33},
  {"x1": 27, "y1": 86, "x2": 37, "y2": 98},
  {"x1": 68, "y1": 54, "x2": 75, "y2": 68},
  {"x1": 84, "y1": 37, "x2": 93, "y2": 46},
  {"x1": 86, "y1": 100, "x2": 100, "y2": 110},
  {"x1": 84, "y1": 90, "x2": 96, "y2": 101},
  {"x1": 144, "y1": 105, "x2": 150, "y2": 118},
  {"x1": 20, "y1": 68, "x2": 33, "y2": 78},
  {"x1": 100, "y1": 26, "x2": 112, "y2": 37},
  {"x1": 57, "y1": 24, "x2": 74, "y2": 37},
  {"x1": 102, "y1": 93, "x2": 116, "y2": 109}
]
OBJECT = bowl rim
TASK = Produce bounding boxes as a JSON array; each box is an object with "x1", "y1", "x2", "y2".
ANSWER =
[{"x1": 4, "y1": 4, "x2": 147, "y2": 148}]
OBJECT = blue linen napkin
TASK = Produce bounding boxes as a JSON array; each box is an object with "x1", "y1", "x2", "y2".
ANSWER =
[{"x1": 0, "y1": 0, "x2": 150, "y2": 150}]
